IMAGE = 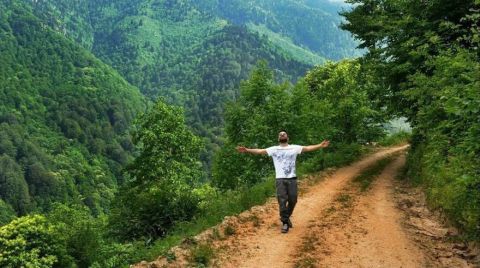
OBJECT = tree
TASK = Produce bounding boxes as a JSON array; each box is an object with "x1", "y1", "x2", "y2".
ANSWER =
[
  {"x1": 304, "y1": 60, "x2": 384, "y2": 143},
  {"x1": 212, "y1": 61, "x2": 286, "y2": 189},
  {"x1": 0, "y1": 155, "x2": 32, "y2": 215},
  {"x1": 341, "y1": 0, "x2": 480, "y2": 238},
  {"x1": 0, "y1": 199, "x2": 15, "y2": 226},
  {"x1": 110, "y1": 100, "x2": 203, "y2": 240},
  {"x1": 0, "y1": 215, "x2": 73, "y2": 268},
  {"x1": 341, "y1": 0, "x2": 478, "y2": 120},
  {"x1": 213, "y1": 60, "x2": 386, "y2": 190},
  {"x1": 407, "y1": 49, "x2": 480, "y2": 236}
]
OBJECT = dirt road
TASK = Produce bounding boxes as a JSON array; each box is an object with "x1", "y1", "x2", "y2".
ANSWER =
[{"x1": 135, "y1": 146, "x2": 479, "y2": 268}]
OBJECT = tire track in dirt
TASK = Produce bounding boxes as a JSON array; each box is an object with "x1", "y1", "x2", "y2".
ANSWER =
[
  {"x1": 293, "y1": 154, "x2": 427, "y2": 267},
  {"x1": 293, "y1": 154, "x2": 479, "y2": 268}
]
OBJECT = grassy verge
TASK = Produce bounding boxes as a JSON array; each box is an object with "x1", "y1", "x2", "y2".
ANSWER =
[{"x1": 378, "y1": 131, "x2": 411, "y2": 146}]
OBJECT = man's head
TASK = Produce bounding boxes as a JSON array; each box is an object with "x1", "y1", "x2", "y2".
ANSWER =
[{"x1": 278, "y1": 131, "x2": 288, "y2": 144}]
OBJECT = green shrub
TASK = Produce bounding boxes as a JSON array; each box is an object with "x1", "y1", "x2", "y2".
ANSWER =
[
  {"x1": 190, "y1": 244, "x2": 215, "y2": 266},
  {"x1": 110, "y1": 100, "x2": 203, "y2": 240},
  {"x1": 407, "y1": 50, "x2": 480, "y2": 240},
  {"x1": 0, "y1": 215, "x2": 73, "y2": 268},
  {"x1": 378, "y1": 131, "x2": 411, "y2": 146}
]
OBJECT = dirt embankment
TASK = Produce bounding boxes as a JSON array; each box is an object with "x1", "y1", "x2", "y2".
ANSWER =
[{"x1": 134, "y1": 146, "x2": 479, "y2": 268}]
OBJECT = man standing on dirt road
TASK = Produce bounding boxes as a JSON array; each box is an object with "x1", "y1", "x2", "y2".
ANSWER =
[{"x1": 237, "y1": 131, "x2": 330, "y2": 233}]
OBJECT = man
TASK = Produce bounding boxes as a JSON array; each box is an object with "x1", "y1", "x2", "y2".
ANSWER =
[{"x1": 237, "y1": 131, "x2": 330, "y2": 233}]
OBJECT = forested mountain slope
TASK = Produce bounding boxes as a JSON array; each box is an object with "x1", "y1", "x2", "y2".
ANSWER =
[
  {"x1": 0, "y1": 0, "x2": 145, "y2": 219},
  {"x1": 192, "y1": 0, "x2": 359, "y2": 60},
  {"x1": 0, "y1": 0, "x2": 359, "y2": 218},
  {"x1": 26, "y1": 0, "x2": 358, "y2": 134}
]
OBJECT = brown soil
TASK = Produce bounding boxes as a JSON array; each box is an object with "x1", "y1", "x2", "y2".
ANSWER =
[{"x1": 133, "y1": 146, "x2": 479, "y2": 268}]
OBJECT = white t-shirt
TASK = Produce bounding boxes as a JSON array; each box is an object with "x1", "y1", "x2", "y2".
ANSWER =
[{"x1": 266, "y1": 144, "x2": 303, "y2": 179}]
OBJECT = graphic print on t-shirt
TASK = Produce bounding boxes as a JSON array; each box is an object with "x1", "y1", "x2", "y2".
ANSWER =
[
  {"x1": 271, "y1": 151, "x2": 296, "y2": 176},
  {"x1": 266, "y1": 145, "x2": 302, "y2": 178}
]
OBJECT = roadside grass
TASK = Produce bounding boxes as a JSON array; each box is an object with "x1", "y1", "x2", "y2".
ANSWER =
[
  {"x1": 189, "y1": 243, "x2": 215, "y2": 267},
  {"x1": 241, "y1": 214, "x2": 261, "y2": 227},
  {"x1": 301, "y1": 234, "x2": 318, "y2": 252},
  {"x1": 124, "y1": 178, "x2": 276, "y2": 264},
  {"x1": 223, "y1": 224, "x2": 236, "y2": 237},
  {"x1": 378, "y1": 131, "x2": 411, "y2": 146}
]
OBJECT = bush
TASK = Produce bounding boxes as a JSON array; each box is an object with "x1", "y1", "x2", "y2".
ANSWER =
[
  {"x1": 378, "y1": 131, "x2": 411, "y2": 146},
  {"x1": 407, "y1": 50, "x2": 480, "y2": 239},
  {"x1": 0, "y1": 215, "x2": 73, "y2": 268},
  {"x1": 47, "y1": 203, "x2": 104, "y2": 267},
  {"x1": 190, "y1": 244, "x2": 215, "y2": 266}
]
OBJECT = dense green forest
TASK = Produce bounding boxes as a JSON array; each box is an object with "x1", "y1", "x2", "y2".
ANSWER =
[
  {"x1": 87, "y1": 0, "x2": 330, "y2": 148},
  {"x1": 26, "y1": 0, "x2": 359, "y2": 146},
  {"x1": 0, "y1": 1, "x2": 145, "y2": 218},
  {"x1": 1, "y1": 59, "x2": 387, "y2": 267},
  {"x1": 190, "y1": 0, "x2": 360, "y2": 60}
]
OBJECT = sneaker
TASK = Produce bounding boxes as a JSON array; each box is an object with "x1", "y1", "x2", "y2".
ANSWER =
[
  {"x1": 287, "y1": 219, "x2": 293, "y2": 228},
  {"x1": 281, "y1": 223, "x2": 289, "y2": 233}
]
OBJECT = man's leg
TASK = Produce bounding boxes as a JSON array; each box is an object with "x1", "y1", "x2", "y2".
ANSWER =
[
  {"x1": 275, "y1": 179, "x2": 289, "y2": 223},
  {"x1": 286, "y1": 179, "x2": 298, "y2": 225}
]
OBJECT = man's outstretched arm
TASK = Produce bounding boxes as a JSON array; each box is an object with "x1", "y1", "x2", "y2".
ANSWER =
[
  {"x1": 237, "y1": 146, "x2": 268, "y2": 155},
  {"x1": 302, "y1": 140, "x2": 330, "y2": 153}
]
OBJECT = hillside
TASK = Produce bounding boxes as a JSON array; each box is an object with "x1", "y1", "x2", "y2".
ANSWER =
[
  {"x1": 0, "y1": 0, "x2": 145, "y2": 218},
  {"x1": 192, "y1": 0, "x2": 360, "y2": 60},
  {"x1": 27, "y1": 0, "x2": 359, "y2": 130}
]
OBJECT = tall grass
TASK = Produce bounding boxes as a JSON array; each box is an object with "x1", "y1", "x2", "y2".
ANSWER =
[{"x1": 378, "y1": 131, "x2": 411, "y2": 146}]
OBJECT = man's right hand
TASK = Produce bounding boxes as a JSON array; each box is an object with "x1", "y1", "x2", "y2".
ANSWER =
[{"x1": 237, "y1": 146, "x2": 248, "y2": 153}]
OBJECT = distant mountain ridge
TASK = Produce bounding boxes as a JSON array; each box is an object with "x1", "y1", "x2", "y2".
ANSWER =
[
  {"x1": 191, "y1": 0, "x2": 359, "y2": 60},
  {"x1": 29, "y1": 0, "x2": 357, "y2": 60}
]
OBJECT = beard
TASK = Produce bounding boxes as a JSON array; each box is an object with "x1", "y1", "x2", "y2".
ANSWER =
[{"x1": 278, "y1": 137, "x2": 288, "y2": 143}]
